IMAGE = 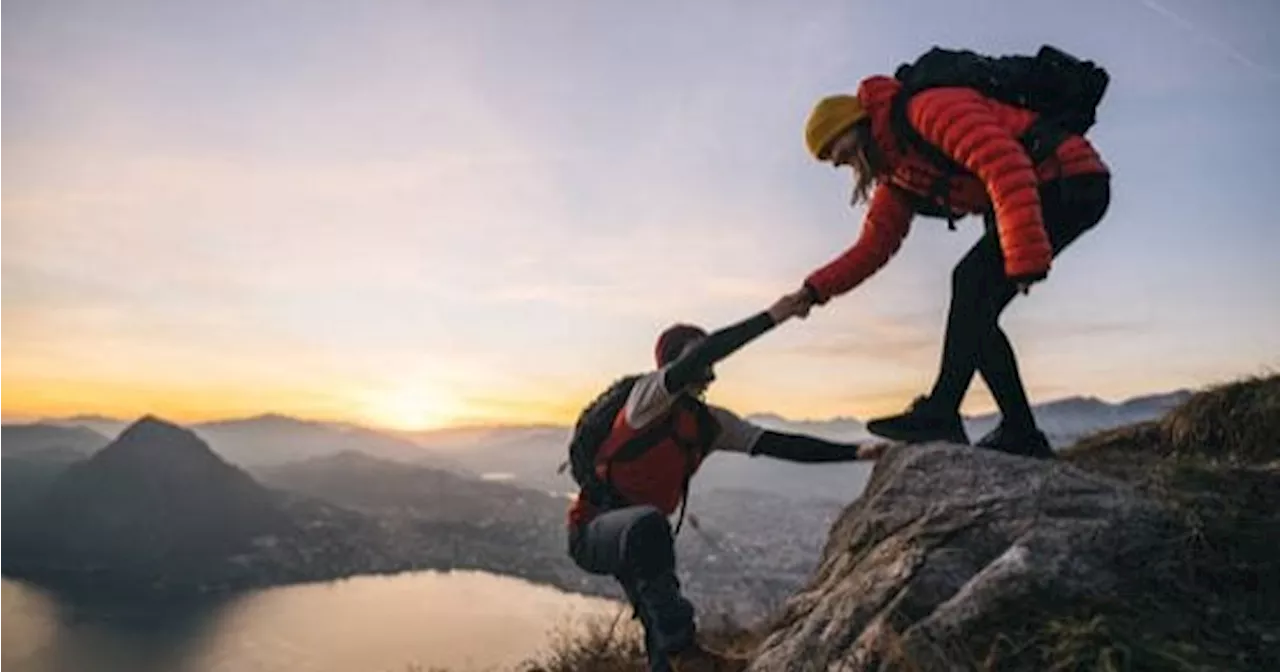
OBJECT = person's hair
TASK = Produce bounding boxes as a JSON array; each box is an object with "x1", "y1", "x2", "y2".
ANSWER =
[
  {"x1": 847, "y1": 119, "x2": 882, "y2": 207},
  {"x1": 655, "y1": 324, "x2": 707, "y2": 367}
]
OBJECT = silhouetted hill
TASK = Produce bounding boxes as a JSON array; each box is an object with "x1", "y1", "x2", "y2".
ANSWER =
[
  {"x1": 8, "y1": 417, "x2": 289, "y2": 570},
  {"x1": 2, "y1": 420, "x2": 596, "y2": 599},
  {"x1": 3, "y1": 417, "x2": 456, "y2": 598}
]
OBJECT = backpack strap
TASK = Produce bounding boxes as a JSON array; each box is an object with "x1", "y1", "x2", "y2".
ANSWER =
[
  {"x1": 670, "y1": 401, "x2": 718, "y2": 536},
  {"x1": 605, "y1": 412, "x2": 677, "y2": 463},
  {"x1": 589, "y1": 408, "x2": 681, "y2": 512},
  {"x1": 593, "y1": 400, "x2": 718, "y2": 536},
  {"x1": 888, "y1": 89, "x2": 962, "y2": 229},
  {"x1": 889, "y1": 87, "x2": 964, "y2": 173},
  {"x1": 673, "y1": 472, "x2": 692, "y2": 536}
]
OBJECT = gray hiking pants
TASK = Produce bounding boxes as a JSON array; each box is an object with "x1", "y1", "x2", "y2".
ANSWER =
[{"x1": 568, "y1": 505, "x2": 695, "y2": 672}]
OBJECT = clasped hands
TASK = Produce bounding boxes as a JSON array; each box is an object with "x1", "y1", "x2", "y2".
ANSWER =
[{"x1": 766, "y1": 287, "x2": 816, "y2": 324}]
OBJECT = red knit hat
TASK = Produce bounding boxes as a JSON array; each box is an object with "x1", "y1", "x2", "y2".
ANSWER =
[{"x1": 654, "y1": 324, "x2": 707, "y2": 367}]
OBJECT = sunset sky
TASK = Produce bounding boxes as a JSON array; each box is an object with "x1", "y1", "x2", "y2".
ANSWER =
[{"x1": 4, "y1": 0, "x2": 1278, "y2": 430}]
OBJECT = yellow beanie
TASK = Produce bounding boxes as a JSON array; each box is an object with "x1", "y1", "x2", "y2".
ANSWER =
[{"x1": 804, "y1": 94, "x2": 867, "y2": 160}]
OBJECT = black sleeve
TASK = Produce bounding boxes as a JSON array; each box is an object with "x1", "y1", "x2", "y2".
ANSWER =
[
  {"x1": 751, "y1": 430, "x2": 863, "y2": 463},
  {"x1": 662, "y1": 312, "x2": 776, "y2": 393}
]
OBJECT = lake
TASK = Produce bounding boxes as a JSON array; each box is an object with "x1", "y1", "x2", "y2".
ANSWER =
[{"x1": 2, "y1": 571, "x2": 624, "y2": 672}]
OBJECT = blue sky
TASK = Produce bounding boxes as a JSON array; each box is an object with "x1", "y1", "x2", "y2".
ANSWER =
[{"x1": 3, "y1": 0, "x2": 1278, "y2": 428}]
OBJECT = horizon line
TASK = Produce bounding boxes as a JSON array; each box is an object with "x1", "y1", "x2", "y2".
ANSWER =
[{"x1": 1, "y1": 385, "x2": 1196, "y2": 433}]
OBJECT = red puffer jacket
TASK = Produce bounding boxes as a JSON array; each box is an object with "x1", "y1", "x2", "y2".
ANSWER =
[{"x1": 805, "y1": 76, "x2": 1110, "y2": 301}]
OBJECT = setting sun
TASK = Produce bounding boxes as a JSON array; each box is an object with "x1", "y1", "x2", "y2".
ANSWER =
[{"x1": 357, "y1": 384, "x2": 468, "y2": 432}]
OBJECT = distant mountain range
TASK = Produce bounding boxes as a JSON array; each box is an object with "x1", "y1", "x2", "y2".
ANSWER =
[
  {"x1": 2, "y1": 425, "x2": 113, "y2": 522},
  {"x1": 8, "y1": 388, "x2": 1194, "y2": 504},
  {"x1": 191, "y1": 414, "x2": 462, "y2": 469},
  {"x1": 1, "y1": 423, "x2": 108, "y2": 460},
  {"x1": 0, "y1": 414, "x2": 832, "y2": 612},
  {"x1": 1, "y1": 416, "x2": 606, "y2": 599},
  {"x1": 743, "y1": 390, "x2": 1194, "y2": 447},
  {"x1": 964, "y1": 390, "x2": 1195, "y2": 445},
  {"x1": 19, "y1": 413, "x2": 461, "y2": 470},
  {"x1": 0, "y1": 386, "x2": 1203, "y2": 611}
]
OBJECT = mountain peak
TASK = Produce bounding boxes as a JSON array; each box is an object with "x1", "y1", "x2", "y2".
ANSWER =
[
  {"x1": 10, "y1": 414, "x2": 288, "y2": 575},
  {"x1": 89, "y1": 416, "x2": 238, "y2": 475},
  {"x1": 115, "y1": 415, "x2": 206, "y2": 451},
  {"x1": 129, "y1": 413, "x2": 183, "y2": 430}
]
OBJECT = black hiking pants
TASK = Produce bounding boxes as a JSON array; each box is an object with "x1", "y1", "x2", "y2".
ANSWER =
[
  {"x1": 568, "y1": 505, "x2": 694, "y2": 672},
  {"x1": 929, "y1": 174, "x2": 1112, "y2": 428}
]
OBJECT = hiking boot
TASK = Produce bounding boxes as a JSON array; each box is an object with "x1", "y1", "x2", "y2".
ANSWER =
[
  {"x1": 866, "y1": 396, "x2": 969, "y2": 445},
  {"x1": 669, "y1": 642, "x2": 748, "y2": 672},
  {"x1": 976, "y1": 422, "x2": 1054, "y2": 459}
]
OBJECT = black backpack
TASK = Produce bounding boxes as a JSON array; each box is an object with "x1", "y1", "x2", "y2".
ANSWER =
[
  {"x1": 559, "y1": 374, "x2": 713, "y2": 533},
  {"x1": 888, "y1": 45, "x2": 1109, "y2": 224}
]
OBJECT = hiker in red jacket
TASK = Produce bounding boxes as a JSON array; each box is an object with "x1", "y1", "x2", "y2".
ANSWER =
[
  {"x1": 566, "y1": 291, "x2": 876, "y2": 672},
  {"x1": 790, "y1": 64, "x2": 1111, "y2": 457}
]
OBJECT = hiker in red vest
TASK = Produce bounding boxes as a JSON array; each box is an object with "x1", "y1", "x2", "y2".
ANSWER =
[
  {"x1": 566, "y1": 291, "x2": 876, "y2": 672},
  {"x1": 789, "y1": 50, "x2": 1111, "y2": 457}
]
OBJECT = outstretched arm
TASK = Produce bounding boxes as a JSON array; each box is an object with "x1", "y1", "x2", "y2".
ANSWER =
[
  {"x1": 751, "y1": 430, "x2": 867, "y2": 463},
  {"x1": 662, "y1": 294, "x2": 806, "y2": 393},
  {"x1": 663, "y1": 313, "x2": 771, "y2": 392},
  {"x1": 708, "y1": 408, "x2": 884, "y2": 461},
  {"x1": 803, "y1": 183, "x2": 913, "y2": 305}
]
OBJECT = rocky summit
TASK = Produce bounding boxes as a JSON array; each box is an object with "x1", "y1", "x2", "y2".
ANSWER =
[
  {"x1": 751, "y1": 443, "x2": 1175, "y2": 670},
  {"x1": 748, "y1": 375, "x2": 1279, "y2": 672}
]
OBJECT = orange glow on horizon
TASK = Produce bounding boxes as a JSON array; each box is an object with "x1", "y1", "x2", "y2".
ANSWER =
[
  {"x1": 1, "y1": 375, "x2": 585, "y2": 431},
  {"x1": 0, "y1": 375, "x2": 998, "y2": 430}
]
